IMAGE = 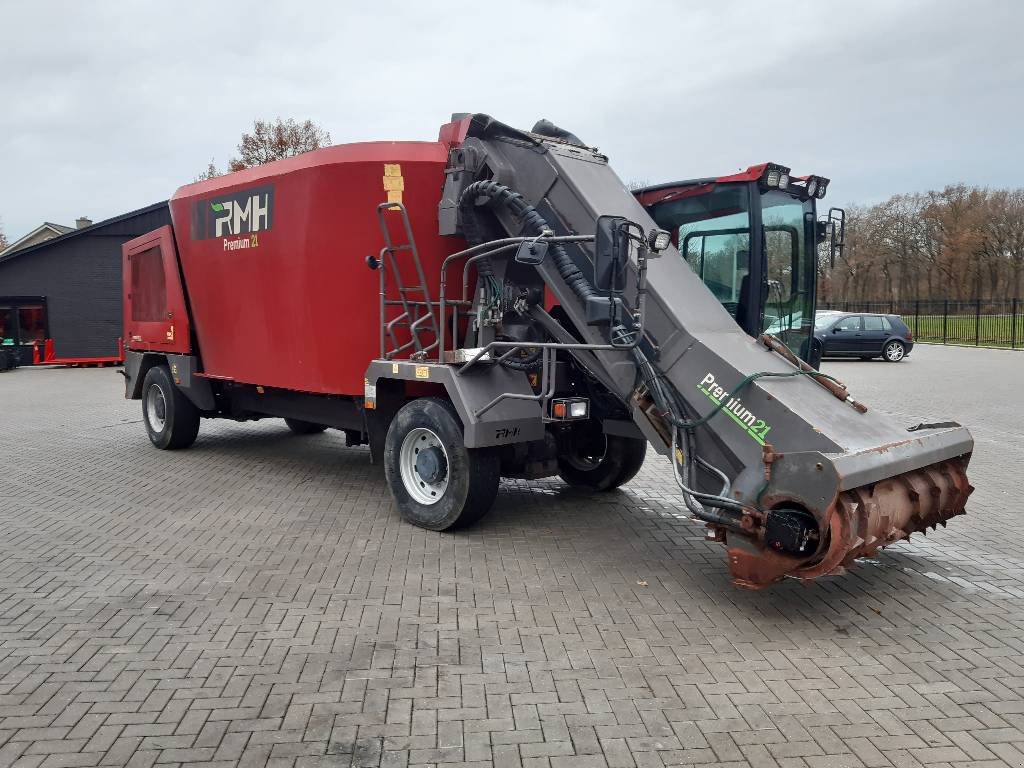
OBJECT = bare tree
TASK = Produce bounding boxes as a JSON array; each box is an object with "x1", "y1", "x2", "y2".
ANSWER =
[
  {"x1": 228, "y1": 118, "x2": 332, "y2": 172},
  {"x1": 193, "y1": 158, "x2": 221, "y2": 182},
  {"x1": 822, "y1": 184, "x2": 1024, "y2": 303},
  {"x1": 0, "y1": 218, "x2": 8, "y2": 251}
]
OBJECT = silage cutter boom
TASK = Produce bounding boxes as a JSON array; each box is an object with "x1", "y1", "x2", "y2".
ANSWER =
[{"x1": 434, "y1": 115, "x2": 972, "y2": 587}]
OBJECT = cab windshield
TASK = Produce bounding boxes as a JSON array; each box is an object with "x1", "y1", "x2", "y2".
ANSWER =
[{"x1": 643, "y1": 182, "x2": 817, "y2": 360}]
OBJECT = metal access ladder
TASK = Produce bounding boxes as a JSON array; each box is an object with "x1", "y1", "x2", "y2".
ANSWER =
[{"x1": 375, "y1": 202, "x2": 440, "y2": 360}]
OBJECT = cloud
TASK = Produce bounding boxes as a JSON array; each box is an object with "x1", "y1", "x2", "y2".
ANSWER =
[{"x1": 1, "y1": 0, "x2": 1021, "y2": 237}]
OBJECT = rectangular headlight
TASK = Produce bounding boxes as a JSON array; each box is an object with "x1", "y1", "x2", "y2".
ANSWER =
[{"x1": 569, "y1": 401, "x2": 588, "y2": 418}]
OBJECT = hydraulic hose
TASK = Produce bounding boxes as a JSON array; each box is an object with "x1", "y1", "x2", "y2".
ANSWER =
[
  {"x1": 457, "y1": 181, "x2": 595, "y2": 303},
  {"x1": 457, "y1": 180, "x2": 597, "y2": 371}
]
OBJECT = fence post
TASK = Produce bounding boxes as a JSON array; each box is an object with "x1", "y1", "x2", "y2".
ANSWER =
[
  {"x1": 943, "y1": 300, "x2": 948, "y2": 344},
  {"x1": 975, "y1": 298, "x2": 981, "y2": 346},
  {"x1": 914, "y1": 300, "x2": 919, "y2": 339},
  {"x1": 1013, "y1": 298, "x2": 1019, "y2": 350}
]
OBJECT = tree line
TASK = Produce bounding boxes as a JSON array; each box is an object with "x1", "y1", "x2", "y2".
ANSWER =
[{"x1": 820, "y1": 185, "x2": 1024, "y2": 304}]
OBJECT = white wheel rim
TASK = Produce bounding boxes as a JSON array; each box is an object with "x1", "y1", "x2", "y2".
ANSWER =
[
  {"x1": 146, "y1": 384, "x2": 167, "y2": 430},
  {"x1": 399, "y1": 427, "x2": 449, "y2": 505},
  {"x1": 886, "y1": 343, "x2": 903, "y2": 360}
]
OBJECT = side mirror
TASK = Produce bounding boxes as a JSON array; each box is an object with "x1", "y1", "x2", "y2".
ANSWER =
[
  {"x1": 828, "y1": 207, "x2": 846, "y2": 268},
  {"x1": 832, "y1": 326, "x2": 841, "y2": 333},
  {"x1": 594, "y1": 215, "x2": 630, "y2": 293}
]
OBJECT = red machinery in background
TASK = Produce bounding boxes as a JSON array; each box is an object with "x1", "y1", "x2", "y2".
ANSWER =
[{"x1": 32, "y1": 337, "x2": 123, "y2": 367}]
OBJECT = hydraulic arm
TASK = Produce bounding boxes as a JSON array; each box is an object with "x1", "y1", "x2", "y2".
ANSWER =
[{"x1": 439, "y1": 115, "x2": 972, "y2": 587}]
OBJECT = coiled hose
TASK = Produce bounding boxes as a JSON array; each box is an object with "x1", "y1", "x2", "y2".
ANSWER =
[
  {"x1": 457, "y1": 181, "x2": 595, "y2": 302},
  {"x1": 457, "y1": 181, "x2": 597, "y2": 371}
]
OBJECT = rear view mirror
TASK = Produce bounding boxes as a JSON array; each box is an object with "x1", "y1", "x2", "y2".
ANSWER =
[
  {"x1": 828, "y1": 207, "x2": 846, "y2": 268},
  {"x1": 594, "y1": 215, "x2": 630, "y2": 293}
]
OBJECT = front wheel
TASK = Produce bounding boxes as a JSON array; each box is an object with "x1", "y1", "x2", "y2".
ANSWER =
[
  {"x1": 384, "y1": 398, "x2": 500, "y2": 531},
  {"x1": 883, "y1": 340, "x2": 906, "y2": 362},
  {"x1": 142, "y1": 365, "x2": 200, "y2": 449},
  {"x1": 557, "y1": 422, "x2": 647, "y2": 491}
]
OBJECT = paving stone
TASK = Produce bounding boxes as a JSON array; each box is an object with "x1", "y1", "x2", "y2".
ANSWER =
[{"x1": 0, "y1": 349, "x2": 1022, "y2": 767}]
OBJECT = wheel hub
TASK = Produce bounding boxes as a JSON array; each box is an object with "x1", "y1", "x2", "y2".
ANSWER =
[
  {"x1": 415, "y1": 446, "x2": 448, "y2": 484},
  {"x1": 399, "y1": 427, "x2": 451, "y2": 505}
]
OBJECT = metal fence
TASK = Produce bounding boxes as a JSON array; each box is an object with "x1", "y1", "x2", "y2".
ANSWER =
[{"x1": 820, "y1": 298, "x2": 1023, "y2": 349}]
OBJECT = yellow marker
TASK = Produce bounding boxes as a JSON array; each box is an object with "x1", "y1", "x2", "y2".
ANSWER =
[
  {"x1": 415, "y1": 365, "x2": 429, "y2": 379},
  {"x1": 383, "y1": 163, "x2": 404, "y2": 204},
  {"x1": 392, "y1": 363, "x2": 399, "y2": 374}
]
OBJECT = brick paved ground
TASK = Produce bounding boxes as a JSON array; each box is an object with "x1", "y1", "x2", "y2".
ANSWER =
[{"x1": 1, "y1": 345, "x2": 1022, "y2": 768}]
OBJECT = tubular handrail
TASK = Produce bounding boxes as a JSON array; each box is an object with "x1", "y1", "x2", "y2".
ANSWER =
[{"x1": 437, "y1": 234, "x2": 594, "y2": 359}]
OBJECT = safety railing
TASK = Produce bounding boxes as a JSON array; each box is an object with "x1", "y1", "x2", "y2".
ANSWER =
[{"x1": 373, "y1": 206, "x2": 653, "y2": 419}]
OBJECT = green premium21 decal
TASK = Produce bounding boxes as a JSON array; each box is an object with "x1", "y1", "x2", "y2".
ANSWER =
[{"x1": 697, "y1": 372, "x2": 772, "y2": 445}]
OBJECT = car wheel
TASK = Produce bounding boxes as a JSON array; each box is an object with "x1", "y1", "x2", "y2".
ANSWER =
[{"x1": 883, "y1": 340, "x2": 906, "y2": 362}]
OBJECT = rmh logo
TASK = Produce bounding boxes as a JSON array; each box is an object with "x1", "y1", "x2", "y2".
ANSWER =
[
  {"x1": 212, "y1": 191, "x2": 270, "y2": 236},
  {"x1": 192, "y1": 185, "x2": 274, "y2": 241}
]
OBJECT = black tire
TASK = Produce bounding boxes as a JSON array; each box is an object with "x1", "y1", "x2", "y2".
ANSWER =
[
  {"x1": 557, "y1": 422, "x2": 647, "y2": 491},
  {"x1": 384, "y1": 398, "x2": 500, "y2": 531},
  {"x1": 883, "y1": 340, "x2": 906, "y2": 363},
  {"x1": 284, "y1": 418, "x2": 328, "y2": 434},
  {"x1": 141, "y1": 364, "x2": 200, "y2": 450}
]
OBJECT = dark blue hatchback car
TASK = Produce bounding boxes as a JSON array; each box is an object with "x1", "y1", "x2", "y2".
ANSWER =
[{"x1": 814, "y1": 311, "x2": 915, "y2": 362}]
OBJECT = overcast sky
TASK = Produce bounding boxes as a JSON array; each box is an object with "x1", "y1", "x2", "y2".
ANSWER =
[{"x1": 1, "y1": 0, "x2": 1021, "y2": 238}]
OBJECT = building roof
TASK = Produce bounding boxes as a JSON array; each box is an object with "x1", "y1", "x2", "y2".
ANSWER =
[
  {"x1": 0, "y1": 201, "x2": 168, "y2": 266},
  {"x1": 0, "y1": 222, "x2": 76, "y2": 256}
]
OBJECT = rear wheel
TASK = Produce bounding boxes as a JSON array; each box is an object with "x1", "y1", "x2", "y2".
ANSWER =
[
  {"x1": 384, "y1": 398, "x2": 500, "y2": 531},
  {"x1": 557, "y1": 421, "x2": 647, "y2": 491},
  {"x1": 883, "y1": 340, "x2": 906, "y2": 362},
  {"x1": 284, "y1": 418, "x2": 328, "y2": 434},
  {"x1": 142, "y1": 365, "x2": 200, "y2": 449}
]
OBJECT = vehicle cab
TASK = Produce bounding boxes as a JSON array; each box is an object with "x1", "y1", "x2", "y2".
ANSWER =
[{"x1": 635, "y1": 164, "x2": 843, "y2": 366}]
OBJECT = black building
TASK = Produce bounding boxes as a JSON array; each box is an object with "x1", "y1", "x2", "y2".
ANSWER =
[{"x1": 0, "y1": 202, "x2": 170, "y2": 365}]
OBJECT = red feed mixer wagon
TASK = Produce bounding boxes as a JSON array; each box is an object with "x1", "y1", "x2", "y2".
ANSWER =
[{"x1": 122, "y1": 113, "x2": 973, "y2": 588}]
